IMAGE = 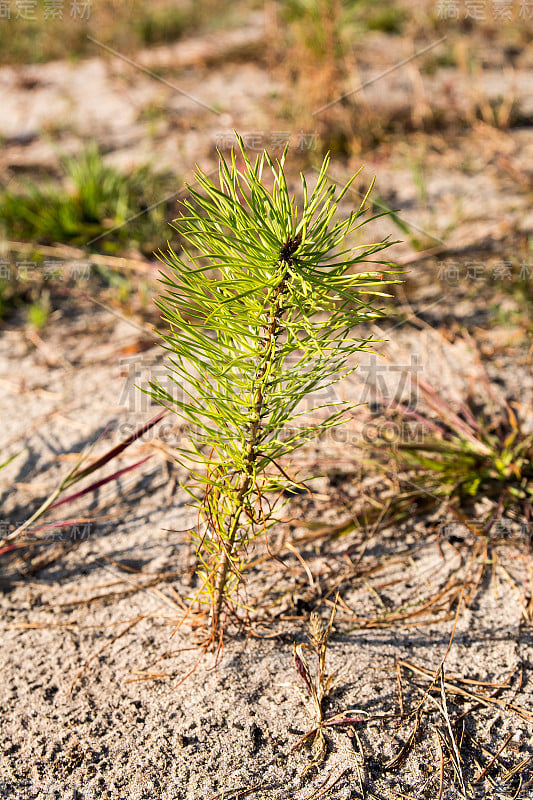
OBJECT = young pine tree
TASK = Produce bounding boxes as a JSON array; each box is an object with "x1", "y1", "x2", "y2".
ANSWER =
[{"x1": 148, "y1": 135, "x2": 396, "y2": 641}]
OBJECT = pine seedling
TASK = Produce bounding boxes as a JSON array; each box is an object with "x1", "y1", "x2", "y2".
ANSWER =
[{"x1": 148, "y1": 134, "x2": 397, "y2": 640}]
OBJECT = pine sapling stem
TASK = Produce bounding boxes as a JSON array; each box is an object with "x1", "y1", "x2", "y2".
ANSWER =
[
  {"x1": 211, "y1": 477, "x2": 248, "y2": 634},
  {"x1": 211, "y1": 237, "x2": 299, "y2": 634}
]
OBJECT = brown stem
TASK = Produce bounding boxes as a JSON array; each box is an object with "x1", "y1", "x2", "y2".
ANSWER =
[{"x1": 211, "y1": 473, "x2": 249, "y2": 635}]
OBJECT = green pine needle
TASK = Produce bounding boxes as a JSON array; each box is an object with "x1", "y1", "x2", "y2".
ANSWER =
[{"x1": 146, "y1": 133, "x2": 399, "y2": 640}]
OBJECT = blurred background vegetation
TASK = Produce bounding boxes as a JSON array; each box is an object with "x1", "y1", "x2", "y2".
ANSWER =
[{"x1": 1, "y1": 0, "x2": 532, "y2": 328}]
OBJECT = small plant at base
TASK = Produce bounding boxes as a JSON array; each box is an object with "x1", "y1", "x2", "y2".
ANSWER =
[
  {"x1": 147, "y1": 134, "x2": 397, "y2": 643},
  {"x1": 293, "y1": 600, "x2": 367, "y2": 773}
]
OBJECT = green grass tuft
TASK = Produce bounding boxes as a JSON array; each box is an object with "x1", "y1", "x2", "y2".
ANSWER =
[{"x1": 0, "y1": 143, "x2": 175, "y2": 255}]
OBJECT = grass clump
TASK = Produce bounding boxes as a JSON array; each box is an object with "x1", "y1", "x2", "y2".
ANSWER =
[
  {"x1": 364, "y1": 4, "x2": 408, "y2": 34},
  {"x1": 365, "y1": 365, "x2": 533, "y2": 534},
  {"x1": 147, "y1": 134, "x2": 397, "y2": 641},
  {"x1": 1, "y1": 143, "x2": 174, "y2": 255}
]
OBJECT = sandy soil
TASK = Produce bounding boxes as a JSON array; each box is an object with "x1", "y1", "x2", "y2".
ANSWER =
[
  {"x1": 1, "y1": 5, "x2": 533, "y2": 799},
  {"x1": 1, "y1": 303, "x2": 532, "y2": 799}
]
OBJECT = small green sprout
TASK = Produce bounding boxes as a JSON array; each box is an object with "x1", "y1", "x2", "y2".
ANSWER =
[{"x1": 148, "y1": 134, "x2": 397, "y2": 641}]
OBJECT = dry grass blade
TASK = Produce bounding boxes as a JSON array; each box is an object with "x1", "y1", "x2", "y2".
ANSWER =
[
  {"x1": 209, "y1": 781, "x2": 274, "y2": 800},
  {"x1": 124, "y1": 670, "x2": 170, "y2": 684},
  {"x1": 438, "y1": 670, "x2": 467, "y2": 797},
  {"x1": 499, "y1": 756, "x2": 533, "y2": 785},
  {"x1": 474, "y1": 732, "x2": 513, "y2": 783},
  {"x1": 1, "y1": 410, "x2": 166, "y2": 548},
  {"x1": 398, "y1": 661, "x2": 533, "y2": 723},
  {"x1": 351, "y1": 729, "x2": 367, "y2": 799},
  {"x1": 384, "y1": 712, "x2": 420, "y2": 770},
  {"x1": 433, "y1": 727, "x2": 445, "y2": 800},
  {"x1": 51, "y1": 570, "x2": 185, "y2": 610},
  {"x1": 298, "y1": 768, "x2": 350, "y2": 800}
]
